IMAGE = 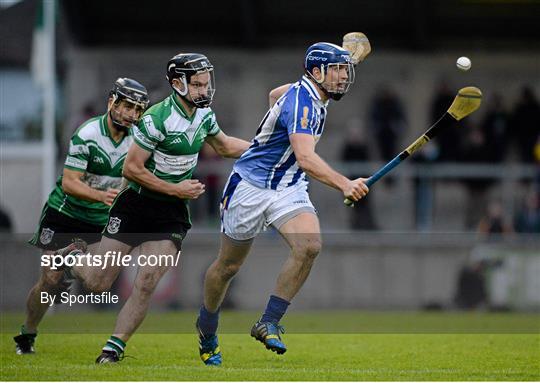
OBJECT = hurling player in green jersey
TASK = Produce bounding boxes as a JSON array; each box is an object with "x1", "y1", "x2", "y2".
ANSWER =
[
  {"x1": 58, "y1": 53, "x2": 250, "y2": 363},
  {"x1": 14, "y1": 78, "x2": 149, "y2": 355}
]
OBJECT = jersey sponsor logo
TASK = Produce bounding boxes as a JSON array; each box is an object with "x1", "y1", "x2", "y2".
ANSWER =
[
  {"x1": 154, "y1": 152, "x2": 199, "y2": 174},
  {"x1": 65, "y1": 156, "x2": 87, "y2": 169},
  {"x1": 40, "y1": 227, "x2": 54, "y2": 245},
  {"x1": 301, "y1": 106, "x2": 309, "y2": 128},
  {"x1": 163, "y1": 157, "x2": 179, "y2": 165},
  {"x1": 107, "y1": 216, "x2": 122, "y2": 234},
  {"x1": 134, "y1": 128, "x2": 155, "y2": 148}
]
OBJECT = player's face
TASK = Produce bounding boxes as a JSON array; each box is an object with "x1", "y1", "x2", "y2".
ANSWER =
[
  {"x1": 186, "y1": 72, "x2": 210, "y2": 100},
  {"x1": 109, "y1": 98, "x2": 144, "y2": 128},
  {"x1": 185, "y1": 70, "x2": 215, "y2": 107},
  {"x1": 323, "y1": 63, "x2": 354, "y2": 94}
]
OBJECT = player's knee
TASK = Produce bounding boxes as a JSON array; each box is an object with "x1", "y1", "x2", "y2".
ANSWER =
[
  {"x1": 134, "y1": 273, "x2": 159, "y2": 297},
  {"x1": 217, "y1": 260, "x2": 242, "y2": 281},
  {"x1": 36, "y1": 279, "x2": 58, "y2": 294},
  {"x1": 85, "y1": 277, "x2": 113, "y2": 293},
  {"x1": 294, "y1": 239, "x2": 322, "y2": 261},
  {"x1": 39, "y1": 270, "x2": 63, "y2": 290},
  {"x1": 136, "y1": 283, "x2": 156, "y2": 298}
]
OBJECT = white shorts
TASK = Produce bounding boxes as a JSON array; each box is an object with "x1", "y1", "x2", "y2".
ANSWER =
[{"x1": 220, "y1": 173, "x2": 316, "y2": 241}]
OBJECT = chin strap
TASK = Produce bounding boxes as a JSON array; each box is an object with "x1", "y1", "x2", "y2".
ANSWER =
[
  {"x1": 307, "y1": 68, "x2": 330, "y2": 99},
  {"x1": 173, "y1": 83, "x2": 188, "y2": 97}
]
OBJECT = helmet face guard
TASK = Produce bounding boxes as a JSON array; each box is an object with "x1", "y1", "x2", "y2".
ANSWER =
[
  {"x1": 304, "y1": 42, "x2": 356, "y2": 101},
  {"x1": 314, "y1": 61, "x2": 355, "y2": 101},
  {"x1": 109, "y1": 99, "x2": 145, "y2": 130},
  {"x1": 109, "y1": 78, "x2": 149, "y2": 129},
  {"x1": 167, "y1": 53, "x2": 216, "y2": 108}
]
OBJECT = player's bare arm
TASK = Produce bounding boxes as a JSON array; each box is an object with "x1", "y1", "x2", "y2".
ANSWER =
[
  {"x1": 205, "y1": 131, "x2": 250, "y2": 159},
  {"x1": 289, "y1": 133, "x2": 368, "y2": 202},
  {"x1": 62, "y1": 168, "x2": 119, "y2": 206},
  {"x1": 123, "y1": 144, "x2": 205, "y2": 199},
  {"x1": 269, "y1": 84, "x2": 292, "y2": 107}
]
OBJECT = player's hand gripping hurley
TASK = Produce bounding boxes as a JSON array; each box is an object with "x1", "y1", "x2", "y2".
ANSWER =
[{"x1": 344, "y1": 86, "x2": 483, "y2": 206}]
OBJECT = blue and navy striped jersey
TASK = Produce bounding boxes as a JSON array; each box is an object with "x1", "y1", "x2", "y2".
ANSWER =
[{"x1": 233, "y1": 76, "x2": 328, "y2": 191}]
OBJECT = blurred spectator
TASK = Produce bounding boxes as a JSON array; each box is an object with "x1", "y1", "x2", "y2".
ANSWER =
[
  {"x1": 368, "y1": 85, "x2": 406, "y2": 162},
  {"x1": 0, "y1": 206, "x2": 13, "y2": 232},
  {"x1": 342, "y1": 121, "x2": 370, "y2": 162},
  {"x1": 341, "y1": 120, "x2": 377, "y2": 230},
  {"x1": 430, "y1": 82, "x2": 461, "y2": 162},
  {"x1": 514, "y1": 191, "x2": 540, "y2": 233},
  {"x1": 480, "y1": 93, "x2": 510, "y2": 163},
  {"x1": 477, "y1": 200, "x2": 514, "y2": 240},
  {"x1": 510, "y1": 86, "x2": 540, "y2": 163},
  {"x1": 461, "y1": 126, "x2": 492, "y2": 229},
  {"x1": 454, "y1": 260, "x2": 488, "y2": 310}
]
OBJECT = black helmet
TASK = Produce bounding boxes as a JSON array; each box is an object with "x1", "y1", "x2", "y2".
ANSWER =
[
  {"x1": 166, "y1": 53, "x2": 215, "y2": 108},
  {"x1": 110, "y1": 77, "x2": 149, "y2": 110},
  {"x1": 108, "y1": 77, "x2": 149, "y2": 130}
]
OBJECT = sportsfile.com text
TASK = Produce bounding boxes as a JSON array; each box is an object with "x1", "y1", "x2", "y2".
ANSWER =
[{"x1": 41, "y1": 251, "x2": 181, "y2": 270}]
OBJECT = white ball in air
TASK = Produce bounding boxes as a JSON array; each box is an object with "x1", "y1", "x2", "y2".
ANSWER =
[{"x1": 456, "y1": 56, "x2": 471, "y2": 71}]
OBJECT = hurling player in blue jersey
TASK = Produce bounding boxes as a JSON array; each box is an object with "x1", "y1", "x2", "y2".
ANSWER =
[{"x1": 195, "y1": 43, "x2": 369, "y2": 365}]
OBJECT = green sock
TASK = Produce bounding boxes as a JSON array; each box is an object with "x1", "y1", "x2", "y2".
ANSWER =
[
  {"x1": 102, "y1": 336, "x2": 126, "y2": 356},
  {"x1": 21, "y1": 325, "x2": 37, "y2": 337}
]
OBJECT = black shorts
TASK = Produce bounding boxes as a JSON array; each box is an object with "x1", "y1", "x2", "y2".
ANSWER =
[
  {"x1": 102, "y1": 188, "x2": 191, "y2": 250},
  {"x1": 29, "y1": 205, "x2": 104, "y2": 251}
]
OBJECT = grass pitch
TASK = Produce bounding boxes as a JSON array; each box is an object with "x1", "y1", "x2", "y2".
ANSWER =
[{"x1": 1, "y1": 311, "x2": 539, "y2": 381}]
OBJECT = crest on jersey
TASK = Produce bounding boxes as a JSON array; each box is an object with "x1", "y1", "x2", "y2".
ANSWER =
[
  {"x1": 40, "y1": 227, "x2": 54, "y2": 245},
  {"x1": 107, "y1": 217, "x2": 122, "y2": 234},
  {"x1": 301, "y1": 107, "x2": 309, "y2": 128}
]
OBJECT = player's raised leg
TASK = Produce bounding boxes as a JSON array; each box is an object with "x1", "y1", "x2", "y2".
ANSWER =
[
  {"x1": 95, "y1": 239, "x2": 176, "y2": 363},
  {"x1": 197, "y1": 234, "x2": 252, "y2": 365},
  {"x1": 251, "y1": 212, "x2": 321, "y2": 355}
]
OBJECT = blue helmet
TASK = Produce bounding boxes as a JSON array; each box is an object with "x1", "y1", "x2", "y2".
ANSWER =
[{"x1": 304, "y1": 42, "x2": 355, "y2": 100}]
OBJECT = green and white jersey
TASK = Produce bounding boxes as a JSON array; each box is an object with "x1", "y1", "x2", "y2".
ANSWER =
[
  {"x1": 130, "y1": 94, "x2": 221, "y2": 202},
  {"x1": 47, "y1": 114, "x2": 133, "y2": 226}
]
